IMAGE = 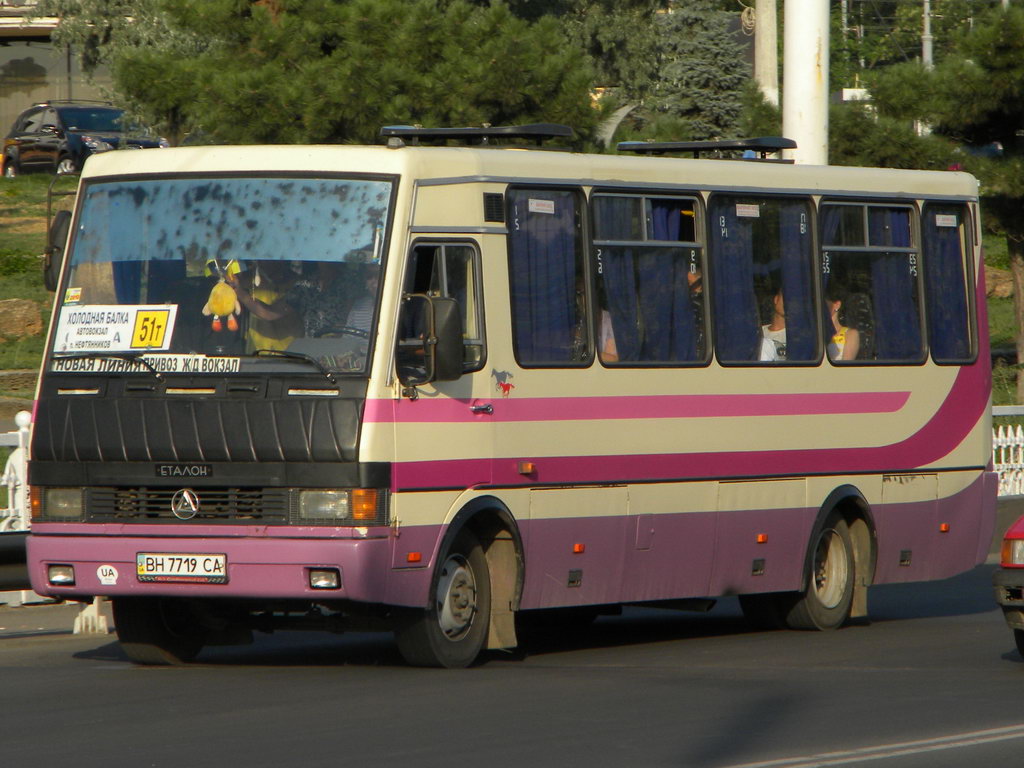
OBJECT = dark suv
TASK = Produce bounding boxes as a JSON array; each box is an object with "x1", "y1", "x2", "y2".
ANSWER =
[{"x1": 2, "y1": 101, "x2": 167, "y2": 177}]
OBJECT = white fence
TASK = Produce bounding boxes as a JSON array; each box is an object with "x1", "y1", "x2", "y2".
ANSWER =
[
  {"x1": 994, "y1": 406, "x2": 1024, "y2": 497},
  {"x1": 0, "y1": 411, "x2": 30, "y2": 533}
]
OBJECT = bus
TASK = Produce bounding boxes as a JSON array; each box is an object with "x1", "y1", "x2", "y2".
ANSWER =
[{"x1": 26, "y1": 125, "x2": 998, "y2": 667}]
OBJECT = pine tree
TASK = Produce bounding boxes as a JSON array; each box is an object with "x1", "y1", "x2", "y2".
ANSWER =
[{"x1": 636, "y1": 0, "x2": 750, "y2": 141}]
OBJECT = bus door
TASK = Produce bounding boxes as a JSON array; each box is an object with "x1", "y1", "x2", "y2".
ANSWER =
[{"x1": 396, "y1": 240, "x2": 493, "y2": 489}]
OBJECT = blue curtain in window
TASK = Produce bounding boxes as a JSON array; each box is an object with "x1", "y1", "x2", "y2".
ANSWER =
[
  {"x1": 508, "y1": 190, "x2": 578, "y2": 362},
  {"x1": 923, "y1": 208, "x2": 970, "y2": 361},
  {"x1": 710, "y1": 200, "x2": 759, "y2": 360},
  {"x1": 779, "y1": 202, "x2": 815, "y2": 360},
  {"x1": 113, "y1": 261, "x2": 186, "y2": 304},
  {"x1": 645, "y1": 201, "x2": 696, "y2": 360},
  {"x1": 869, "y1": 209, "x2": 920, "y2": 359},
  {"x1": 602, "y1": 247, "x2": 641, "y2": 361}
]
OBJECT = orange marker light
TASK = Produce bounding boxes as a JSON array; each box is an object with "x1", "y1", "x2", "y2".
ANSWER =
[
  {"x1": 573, "y1": 543, "x2": 585, "y2": 554},
  {"x1": 517, "y1": 461, "x2": 536, "y2": 475},
  {"x1": 939, "y1": 523, "x2": 950, "y2": 533},
  {"x1": 406, "y1": 552, "x2": 422, "y2": 563},
  {"x1": 756, "y1": 534, "x2": 768, "y2": 544},
  {"x1": 352, "y1": 489, "x2": 378, "y2": 521}
]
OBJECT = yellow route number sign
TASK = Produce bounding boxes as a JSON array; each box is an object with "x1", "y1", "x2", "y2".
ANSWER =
[{"x1": 131, "y1": 309, "x2": 171, "y2": 349}]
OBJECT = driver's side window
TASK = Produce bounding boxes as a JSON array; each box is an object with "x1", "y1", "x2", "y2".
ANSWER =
[{"x1": 399, "y1": 242, "x2": 485, "y2": 374}]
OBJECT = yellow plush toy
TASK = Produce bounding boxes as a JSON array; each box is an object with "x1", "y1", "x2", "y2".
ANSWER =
[{"x1": 203, "y1": 259, "x2": 242, "y2": 332}]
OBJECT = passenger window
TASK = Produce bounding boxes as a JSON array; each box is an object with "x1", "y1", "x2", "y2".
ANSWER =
[
  {"x1": 397, "y1": 242, "x2": 484, "y2": 378},
  {"x1": 709, "y1": 195, "x2": 816, "y2": 363},
  {"x1": 820, "y1": 203, "x2": 923, "y2": 363},
  {"x1": 592, "y1": 194, "x2": 705, "y2": 365},
  {"x1": 507, "y1": 188, "x2": 588, "y2": 366},
  {"x1": 922, "y1": 204, "x2": 974, "y2": 363}
]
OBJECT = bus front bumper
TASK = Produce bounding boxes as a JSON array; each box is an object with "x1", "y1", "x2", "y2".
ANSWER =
[{"x1": 26, "y1": 529, "x2": 404, "y2": 605}]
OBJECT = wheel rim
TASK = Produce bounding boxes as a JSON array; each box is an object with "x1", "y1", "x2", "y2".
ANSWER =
[
  {"x1": 57, "y1": 158, "x2": 75, "y2": 174},
  {"x1": 3, "y1": 164, "x2": 15, "y2": 178},
  {"x1": 812, "y1": 528, "x2": 849, "y2": 609},
  {"x1": 434, "y1": 554, "x2": 477, "y2": 642}
]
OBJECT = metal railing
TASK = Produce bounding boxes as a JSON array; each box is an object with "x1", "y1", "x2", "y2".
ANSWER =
[{"x1": 0, "y1": 411, "x2": 30, "y2": 533}]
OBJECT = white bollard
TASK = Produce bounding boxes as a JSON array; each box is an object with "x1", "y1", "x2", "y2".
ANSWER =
[{"x1": 73, "y1": 598, "x2": 110, "y2": 634}]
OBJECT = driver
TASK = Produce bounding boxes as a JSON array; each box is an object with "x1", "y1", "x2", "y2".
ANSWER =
[{"x1": 229, "y1": 261, "x2": 351, "y2": 338}]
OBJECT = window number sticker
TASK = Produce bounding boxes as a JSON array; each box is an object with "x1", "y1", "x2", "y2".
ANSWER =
[
  {"x1": 132, "y1": 309, "x2": 171, "y2": 349},
  {"x1": 935, "y1": 214, "x2": 958, "y2": 228},
  {"x1": 528, "y1": 198, "x2": 555, "y2": 215},
  {"x1": 736, "y1": 203, "x2": 760, "y2": 218}
]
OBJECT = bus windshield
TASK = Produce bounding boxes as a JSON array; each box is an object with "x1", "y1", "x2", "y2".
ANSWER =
[{"x1": 50, "y1": 175, "x2": 392, "y2": 375}]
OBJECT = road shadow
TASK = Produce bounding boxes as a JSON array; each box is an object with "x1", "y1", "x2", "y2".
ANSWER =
[{"x1": 70, "y1": 564, "x2": 1001, "y2": 669}]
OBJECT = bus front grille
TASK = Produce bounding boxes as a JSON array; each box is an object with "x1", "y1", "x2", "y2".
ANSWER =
[{"x1": 86, "y1": 487, "x2": 291, "y2": 524}]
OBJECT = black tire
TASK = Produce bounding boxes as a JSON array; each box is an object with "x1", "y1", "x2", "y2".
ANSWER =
[
  {"x1": 112, "y1": 597, "x2": 206, "y2": 665},
  {"x1": 781, "y1": 514, "x2": 855, "y2": 630},
  {"x1": 394, "y1": 531, "x2": 491, "y2": 668},
  {"x1": 1014, "y1": 629, "x2": 1024, "y2": 659}
]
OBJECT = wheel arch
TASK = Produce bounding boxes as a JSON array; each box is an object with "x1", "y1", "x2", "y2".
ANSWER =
[
  {"x1": 438, "y1": 495, "x2": 524, "y2": 650},
  {"x1": 805, "y1": 484, "x2": 877, "y2": 619}
]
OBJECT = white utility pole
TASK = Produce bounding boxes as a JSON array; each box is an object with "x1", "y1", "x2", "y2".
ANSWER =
[
  {"x1": 922, "y1": 0, "x2": 934, "y2": 70},
  {"x1": 755, "y1": 0, "x2": 779, "y2": 107},
  {"x1": 782, "y1": 0, "x2": 830, "y2": 164}
]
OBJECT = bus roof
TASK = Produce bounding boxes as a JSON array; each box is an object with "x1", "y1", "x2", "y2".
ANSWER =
[{"x1": 80, "y1": 143, "x2": 979, "y2": 200}]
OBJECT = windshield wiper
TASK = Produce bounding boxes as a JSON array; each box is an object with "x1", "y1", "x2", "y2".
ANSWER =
[
  {"x1": 253, "y1": 349, "x2": 337, "y2": 384},
  {"x1": 56, "y1": 351, "x2": 163, "y2": 379}
]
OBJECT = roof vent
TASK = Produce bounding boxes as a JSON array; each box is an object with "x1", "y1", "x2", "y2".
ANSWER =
[
  {"x1": 617, "y1": 136, "x2": 796, "y2": 161},
  {"x1": 380, "y1": 123, "x2": 574, "y2": 147}
]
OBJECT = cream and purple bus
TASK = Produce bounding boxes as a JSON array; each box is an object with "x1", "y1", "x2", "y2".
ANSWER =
[{"x1": 26, "y1": 125, "x2": 997, "y2": 667}]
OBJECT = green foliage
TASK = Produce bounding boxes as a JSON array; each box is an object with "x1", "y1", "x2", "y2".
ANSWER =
[
  {"x1": 828, "y1": 102, "x2": 959, "y2": 170},
  {"x1": 738, "y1": 82, "x2": 780, "y2": 138},
  {"x1": 0, "y1": 250, "x2": 36, "y2": 277},
  {"x1": 50, "y1": 0, "x2": 600, "y2": 146},
  {"x1": 616, "y1": 1, "x2": 749, "y2": 143}
]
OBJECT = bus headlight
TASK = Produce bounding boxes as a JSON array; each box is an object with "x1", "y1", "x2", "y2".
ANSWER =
[
  {"x1": 293, "y1": 489, "x2": 385, "y2": 525},
  {"x1": 1002, "y1": 538, "x2": 1024, "y2": 566},
  {"x1": 298, "y1": 490, "x2": 350, "y2": 521},
  {"x1": 42, "y1": 488, "x2": 85, "y2": 521}
]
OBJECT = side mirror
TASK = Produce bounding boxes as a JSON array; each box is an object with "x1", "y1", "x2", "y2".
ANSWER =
[
  {"x1": 397, "y1": 294, "x2": 463, "y2": 386},
  {"x1": 43, "y1": 209, "x2": 72, "y2": 292}
]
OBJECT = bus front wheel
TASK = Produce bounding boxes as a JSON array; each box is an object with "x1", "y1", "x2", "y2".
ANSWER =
[
  {"x1": 740, "y1": 514, "x2": 855, "y2": 632},
  {"x1": 112, "y1": 597, "x2": 206, "y2": 665},
  {"x1": 394, "y1": 531, "x2": 491, "y2": 668},
  {"x1": 784, "y1": 514, "x2": 855, "y2": 630}
]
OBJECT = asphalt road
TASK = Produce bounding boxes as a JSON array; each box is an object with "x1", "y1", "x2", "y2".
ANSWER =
[{"x1": 0, "y1": 564, "x2": 1021, "y2": 768}]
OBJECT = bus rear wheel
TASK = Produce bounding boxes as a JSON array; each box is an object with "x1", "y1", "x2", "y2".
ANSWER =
[
  {"x1": 394, "y1": 531, "x2": 491, "y2": 668},
  {"x1": 112, "y1": 597, "x2": 206, "y2": 665}
]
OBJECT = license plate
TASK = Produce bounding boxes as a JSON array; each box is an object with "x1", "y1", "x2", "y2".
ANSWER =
[{"x1": 136, "y1": 552, "x2": 228, "y2": 584}]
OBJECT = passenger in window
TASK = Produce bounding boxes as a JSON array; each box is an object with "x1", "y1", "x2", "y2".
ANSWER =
[
  {"x1": 825, "y1": 283, "x2": 861, "y2": 361},
  {"x1": 688, "y1": 265, "x2": 705, "y2": 355},
  {"x1": 760, "y1": 290, "x2": 787, "y2": 361},
  {"x1": 599, "y1": 307, "x2": 619, "y2": 363},
  {"x1": 345, "y1": 264, "x2": 380, "y2": 334},
  {"x1": 242, "y1": 260, "x2": 301, "y2": 352}
]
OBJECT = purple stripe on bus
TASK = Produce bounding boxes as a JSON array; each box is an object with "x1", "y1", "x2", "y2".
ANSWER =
[
  {"x1": 364, "y1": 390, "x2": 911, "y2": 424},
  {"x1": 390, "y1": 363, "x2": 989, "y2": 490}
]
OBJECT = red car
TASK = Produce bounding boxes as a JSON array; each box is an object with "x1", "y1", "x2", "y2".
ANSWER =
[{"x1": 994, "y1": 515, "x2": 1024, "y2": 655}]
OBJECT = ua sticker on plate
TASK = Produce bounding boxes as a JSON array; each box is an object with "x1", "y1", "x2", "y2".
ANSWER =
[{"x1": 97, "y1": 565, "x2": 119, "y2": 586}]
